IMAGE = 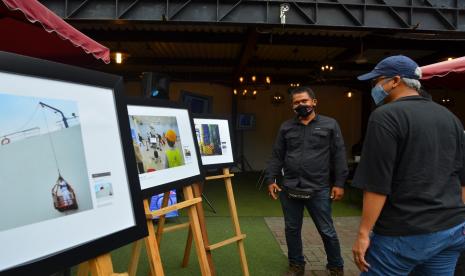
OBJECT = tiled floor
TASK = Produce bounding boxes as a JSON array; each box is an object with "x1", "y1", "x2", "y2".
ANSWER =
[{"x1": 265, "y1": 217, "x2": 361, "y2": 276}]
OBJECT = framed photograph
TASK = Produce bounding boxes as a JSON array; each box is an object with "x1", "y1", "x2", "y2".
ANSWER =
[
  {"x1": 180, "y1": 90, "x2": 212, "y2": 114},
  {"x1": 0, "y1": 51, "x2": 147, "y2": 275},
  {"x1": 236, "y1": 113, "x2": 256, "y2": 130},
  {"x1": 193, "y1": 116, "x2": 235, "y2": 168},
  {"x1": 126, "y1": 98, "x2": 203, "y2": 197}
]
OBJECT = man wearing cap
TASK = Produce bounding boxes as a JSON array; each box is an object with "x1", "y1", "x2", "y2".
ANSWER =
[
  {"x1": 266, "y1": 86, "x2": 348, "y2": 276},
  {"x1": 351, "y1": 55, "x2": 465, "y2": 275}
]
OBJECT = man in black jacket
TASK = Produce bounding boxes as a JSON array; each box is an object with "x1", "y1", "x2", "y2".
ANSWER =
[{"x1": 266, "y1": 86, "x2": 348, "y2": 276}]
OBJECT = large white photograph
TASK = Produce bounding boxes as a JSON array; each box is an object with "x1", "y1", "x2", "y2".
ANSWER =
[
  {"x1": 0, "y1": 71, "x2": 137, "y2": 273},
  {"x1": 194, "y1": 118, "x2": 234, "y2": 166},
  {"x1": 0, "y1": 95, "x2": 93, "y2": 232},
  {"x1": 127, "y1": 105, "x2": 201, "y2": 192}
]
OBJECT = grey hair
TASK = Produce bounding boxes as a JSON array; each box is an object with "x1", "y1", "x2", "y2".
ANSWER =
[{"x1": 401, "y1": 77, "x2": 421, "y2": 91}]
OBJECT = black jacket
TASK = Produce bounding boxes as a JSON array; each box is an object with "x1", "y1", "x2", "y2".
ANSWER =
[{"x1": 265, "y1": 114, "x2": 348, "y2": 192}]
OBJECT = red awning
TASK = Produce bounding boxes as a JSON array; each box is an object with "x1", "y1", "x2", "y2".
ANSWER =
[
  {"x1": 420, "y1": 57, "x2": 465, "y2": 90},
  {"x1": 0, "y1": 0, "x2": 110, "y2": 64}
]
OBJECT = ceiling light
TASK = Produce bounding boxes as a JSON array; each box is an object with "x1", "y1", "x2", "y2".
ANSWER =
[{"x1": 115, "y1": 52, "x2": 123, "y2": 64}]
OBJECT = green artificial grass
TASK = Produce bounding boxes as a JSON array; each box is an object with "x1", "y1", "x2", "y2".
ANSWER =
[
  {"x1": 71, "y1": 172, "x2": 361, "y2": 275},
  {"x1": 197, "y1": 171, "x2": 362, "y2": 217},
  {"x1": 75, "y1": 217, "x2": 288, "y2": 276}
]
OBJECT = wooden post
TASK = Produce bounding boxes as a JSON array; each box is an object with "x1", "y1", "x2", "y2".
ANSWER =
[
  {"x1": 127, "y1": 240, "x2": 142, "y2": 276},
  {"x1": 143, "y1": 199, "x2": 165, "y2": 276},
  {"x1": 156, "y1": 191, "x2": 171, "y2": 246},
  {"x1": 183, "y1": 185, "x2": 212, "y2": 276},
  {"x1": 192, "y1": 182, "x2": 216, "y2": 275},
  {"x1": 78, "y1": 253, "x2": 128, "y2": 276},
  {"x1": 222, "y1": 168, "x2": 249, "y2": 276}
]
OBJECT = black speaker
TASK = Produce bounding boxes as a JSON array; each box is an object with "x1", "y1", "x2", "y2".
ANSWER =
[{"x1": 141, "y1": 72, "x2": 170, "y2": 99}]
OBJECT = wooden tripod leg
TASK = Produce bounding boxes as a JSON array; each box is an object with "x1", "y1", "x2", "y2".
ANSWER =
[
  {"x1": 191, "y1": 182, "x2": 216, "y2": 275},
  {"x1": 128, "y1": 240, "x2": 143, "y2": 276},
  {"x1": 143, "y1": 199, "x2": 165, "y2": 276},
  {"x1": 223, "y1": 168, "x2": 250, "y2": 276},
  {"x1": 88, "y1": 253, "x2": 127, "y2": 276},
  {"x1": 156, "y1": 191, "x2": 171, "y2": 247},
  {"x1": 77, "y1": 262, "x2": 89, "y2": 276},
  {"x1": 181, "y1": 228, "x2": 193, "y2": 267},
  {"x1": 183, "y1": 185, "x2": 212, "y2": 276}
]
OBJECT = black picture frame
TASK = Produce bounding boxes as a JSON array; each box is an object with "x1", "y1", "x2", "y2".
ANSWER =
[
  {"x1": 0, "y1": 51, "x2": 147, "y2": 276},
  {"x1": 180, "y1": 90, "x2": 213, "y2": 114},
  {"x1": 193, "y1": 115, "x2": 235, "y2": 169},
  {"x1": 125, "y1": 97, "x2": 204, "y2": 198}
]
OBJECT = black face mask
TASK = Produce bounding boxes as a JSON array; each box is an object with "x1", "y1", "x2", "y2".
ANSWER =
[{"x1": 294, "y1": 104, "x2": 314, "y2": 118}]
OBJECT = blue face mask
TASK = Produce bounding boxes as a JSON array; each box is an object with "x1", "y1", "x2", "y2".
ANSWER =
[{"x1": 371, "y1": 79, "x2": 392, "y2": 106}]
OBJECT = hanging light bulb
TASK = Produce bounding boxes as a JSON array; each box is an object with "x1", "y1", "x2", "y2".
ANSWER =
[
  {"x1": 330, "y1": 66, "x2": 333, "y2": 71},
  {"x1": 253, "y1": 90, "x2": 257, "y2": 96},
  {"x1": 233, "y1": 89, "x2": 238, "y2": 95},
  {"x1": 321, "y1": 66, "x2": 325, "y2": 71},
  {"x1": 239, "y1": 76, "x2": 244, "y2": 83},
  {"x1": 346, "y1": 91, "x2": 353, "y2": 98},
  {"x1": 243, "y1": 89, "x2": 248, "y2": 96},
  {"x1": 115, "y1": 52, "x2": 123, "y2": 64},
  {"x1": 251, "y1": 75, "x2": 257, "y2": 82},
  {"x1": 266, "y1": 76, "x2": 271, "y2": 84}
]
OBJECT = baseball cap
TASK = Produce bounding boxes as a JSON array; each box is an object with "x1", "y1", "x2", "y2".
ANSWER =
[{"x1": 357, "y1": 55, "x2": 422, "y2": 81}]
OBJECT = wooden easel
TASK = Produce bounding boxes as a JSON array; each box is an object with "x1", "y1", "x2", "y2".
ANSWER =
[
  {"x1": 77, "y1": 253, "x2": 127, "y2": 276},
  {"x1": 182, "y1": 168, "x2": 249, "y2": 276},
  {"x1": 128, "y1": 184, "x2": 211, "y2": 276}
]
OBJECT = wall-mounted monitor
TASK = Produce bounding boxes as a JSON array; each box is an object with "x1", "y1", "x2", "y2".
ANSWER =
[
  {"x1": 236, "y1": 113, "x2": 256, "y2": 130},
  {"x1": 180, "y1": 90, "x2": 212, "y2": 114},
  {"x1": 193, "y1": 117, "x2": 234, "y2": 168},
  {"x1": 0, "y1": 51, "x2": 147, "y2": 275},
  {"x1": 126, "y1": 99, "x2": 203, "y2": 197}
]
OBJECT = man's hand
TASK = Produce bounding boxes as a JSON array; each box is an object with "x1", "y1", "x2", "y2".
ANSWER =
[
  {"x1": 352, "y1": 233, "x2": 371, "y2": 272},
  {"x1": 268, "y1": 183, "x2": 282, "y2": 200},
  {"x1": 331, "y1": 187, "x2": 344, "y2": 201}
]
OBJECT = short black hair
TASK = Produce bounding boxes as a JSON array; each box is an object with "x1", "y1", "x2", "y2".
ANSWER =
[{"x1": 290, "y1": 86, "x2": 316, "y2": 100}]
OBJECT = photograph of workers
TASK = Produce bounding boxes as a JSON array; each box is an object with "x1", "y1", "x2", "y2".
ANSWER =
[
  {"x1": 195, "y1": 123, "x2": 223, "y2": 156},
  {"x1": 0, "y1": 93, "x2": 93, "y2": 232},
  {"x1": 129, "y1": 115, "x2": 186, "y2": 173}
]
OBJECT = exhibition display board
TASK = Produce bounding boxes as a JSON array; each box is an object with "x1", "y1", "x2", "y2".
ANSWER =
[
  {"x1": 125, "y1": 99, "x2": 211, "y2": 276},
  {"x1": 126, "y1": 99, "x2": 203, "y2": 197},
  {"x1": 0, "y1": 51, "x2": 146, "y2": 275},
  {"x1": 193, "y1": 116, "x2": 234, "y2": 168}
]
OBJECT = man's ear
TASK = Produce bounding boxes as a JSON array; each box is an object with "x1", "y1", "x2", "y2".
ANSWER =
[
  {"x1": 392, "y1": 76, "x2": 402, "y2": 87},
  {"x1": 312, "y1": 99, "x2": 318, "y2": 107}
]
